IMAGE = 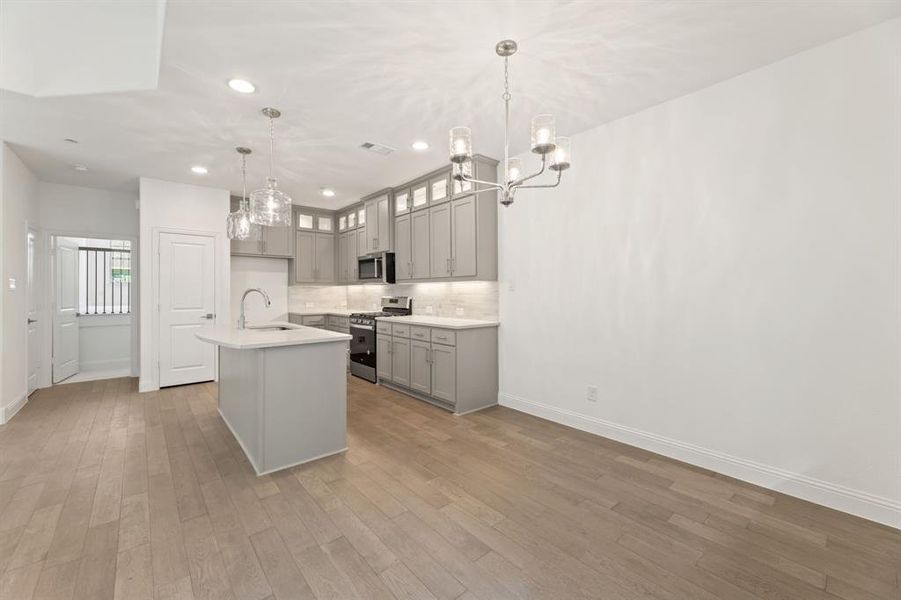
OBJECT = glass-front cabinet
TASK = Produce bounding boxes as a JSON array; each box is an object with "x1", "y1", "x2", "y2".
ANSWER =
[
  {"x1": 338, "y1": 214, "x2": 347, "y2": 231},
  {"x1": 317, "y1": 215, "x2": 333, "y2": 232},
  {"x1": 296, "y1": 210, "x2": 315, "y2": 230},
  {"x1": 411, "y1": 180, "x2": 428, "y2": 211},
  {"x1": 430, "y1": 173, "x2": 449, "y2": 205},
  {"x1": 394, "y1": 188, "x2": 410, "y2": 216}
]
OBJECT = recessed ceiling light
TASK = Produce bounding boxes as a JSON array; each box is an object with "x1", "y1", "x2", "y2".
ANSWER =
[
  {"x1": 227, "y1": 79, "x2": 256, "y2": 94},
  {"x1": 64, "y1": 138, "x2": 79, "y2": 144},
  {"x1": 191, "y1": 165, "x2": 208, "y2": 175},
  {"x1": 320, "y1": 188, "x2": 336, "y2": 197},
  {"x1": 73, "y1": 164, "x2": 88, "y2": 172},
  {"x1": 411, "y1": 140, "x2": 430, "y2": 151}
]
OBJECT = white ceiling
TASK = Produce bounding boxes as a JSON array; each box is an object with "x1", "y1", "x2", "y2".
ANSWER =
[{"x1": 2, "y1": 0, "x2": 899, "y2": 209}]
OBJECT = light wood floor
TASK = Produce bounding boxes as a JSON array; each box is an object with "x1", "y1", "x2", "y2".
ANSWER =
[{"x1": 0, "y1": 377, "x2": 898, "y2": 600}]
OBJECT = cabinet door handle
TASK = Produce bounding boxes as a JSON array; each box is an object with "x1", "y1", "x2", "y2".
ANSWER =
[{"x1": 408, "y1": 262, "x2": 413, "y2": 276}]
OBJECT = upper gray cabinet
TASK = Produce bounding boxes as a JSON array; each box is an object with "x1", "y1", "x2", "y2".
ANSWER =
[
  {"x1": 291, "y1": 206, "x2": 336, "y2": 284},
  {"x1": 229, "y1": 196, "x2": 293, "y2": 258},
  {"x1": 362, "y1": 191, "x2": 391, "y2": 255},
  {"x1": 384, "y1": 156, "x2": 497, "y2": 282}
]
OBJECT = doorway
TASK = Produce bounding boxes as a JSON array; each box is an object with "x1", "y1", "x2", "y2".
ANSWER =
[{"x1": 51, "y1": 235, "x2": 134, "y2": 384}]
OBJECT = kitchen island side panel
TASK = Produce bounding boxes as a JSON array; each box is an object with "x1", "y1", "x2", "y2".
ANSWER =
[
  {"x1": 261, "y1": 341, "x2": 348, "y2": 472},
  {"x1": 218, "y1": 347, "x2": 264, "y2": 471}
]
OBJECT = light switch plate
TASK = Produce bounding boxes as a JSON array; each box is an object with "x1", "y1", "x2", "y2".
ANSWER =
[{"x1": 587, "y1": 385, "x2": 598, "y2": 402}]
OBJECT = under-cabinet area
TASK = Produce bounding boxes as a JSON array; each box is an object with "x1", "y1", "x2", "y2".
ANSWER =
[{"x1": 375, "y1": 317, "x2": 498, "y2": 415}]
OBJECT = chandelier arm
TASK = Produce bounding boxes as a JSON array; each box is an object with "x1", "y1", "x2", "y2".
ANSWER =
[
  {"x1": 451, "y1": 186, "x2": 507, "y2": 202},
  {"x1": 509, "y1": 154, "x2": 547, "y2": 187},
  {"x1": 455, "y1": 166, "x2": 505, "y2": 190},
  {"x1": 513, "y1": 170, "x2": 563, "y2": 190}
]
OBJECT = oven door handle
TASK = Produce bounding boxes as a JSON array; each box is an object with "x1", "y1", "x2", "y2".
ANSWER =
[{"x1": 350, "y1": 324, "x2": 374, "y2": 332}]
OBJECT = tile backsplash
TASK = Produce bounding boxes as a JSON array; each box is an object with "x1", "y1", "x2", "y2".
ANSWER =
[{"x1": 289, "y1": 281, "x2": 498, "y2": 318}]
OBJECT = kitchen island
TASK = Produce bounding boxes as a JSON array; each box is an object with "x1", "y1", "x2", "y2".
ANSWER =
[{"x1": 196, "y1": 322, "x2": 351, "y2": 475}]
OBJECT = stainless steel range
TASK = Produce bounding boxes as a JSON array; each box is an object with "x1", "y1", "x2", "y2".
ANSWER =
[{"x1": 349, "y1": 296, "x2": 412, "y2": 383}]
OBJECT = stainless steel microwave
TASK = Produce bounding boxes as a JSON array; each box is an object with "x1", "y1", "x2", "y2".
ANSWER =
[{"x1": 357, "y1": 252, "x2": 395, "y2": 283}]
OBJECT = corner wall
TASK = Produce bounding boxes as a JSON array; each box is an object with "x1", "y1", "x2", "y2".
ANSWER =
[
  {"x1": 498, "y1": 19, "x2": 901, "y2": 527},
  {"x1": 0, "y1": 143, "x2": 39, "y2": 422}
]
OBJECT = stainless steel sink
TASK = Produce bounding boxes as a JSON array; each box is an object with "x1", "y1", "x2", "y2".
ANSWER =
[{"x1": 245, "y1": 324, "x2": 302, "y2": 332}]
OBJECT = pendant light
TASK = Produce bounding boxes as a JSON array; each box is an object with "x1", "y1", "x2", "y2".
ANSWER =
[
  {"x1": 250, "y1": 107, "x2": 292, "y2": 226},
  {"x1": 227, "y1": 147, "x2": 261, "y2": 241}
]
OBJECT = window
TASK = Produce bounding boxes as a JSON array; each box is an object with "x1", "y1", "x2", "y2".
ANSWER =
[{"x1": 78, "y1": 239, "x2": 131, "y2": 315}]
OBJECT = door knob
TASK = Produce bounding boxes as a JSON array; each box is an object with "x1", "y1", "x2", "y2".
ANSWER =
[
  {"x1": 27, "y1": 318, "x2": 37, "y2": 324},
  {"x1": 200, "y1": 313, "x2": 215, "y2": 320}
]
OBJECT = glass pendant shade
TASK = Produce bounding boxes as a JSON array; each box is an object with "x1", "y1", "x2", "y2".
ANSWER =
[
  {"x1": 250, "y1": 178, "x2": 292, "y2": 227},
  {"x1": 449, "y1": 126, "x2": 472, "y2": 163},
  {"x1": 506, "y1": 158, "x2": 522, "y2": 183},
  {"x1": 550, "y1": 136, "x2": 571, "y2": 171},
  {"x1": 530, "y1": 114, "x2": 556, "y2": 154},
  {"x1": 227, "y1": 203, "x2": 260, "y2": 240}
]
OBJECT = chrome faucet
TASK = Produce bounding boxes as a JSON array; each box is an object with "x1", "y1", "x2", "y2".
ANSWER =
[{"x1": 238, "y1": 288, "x2": 271, "y2": 329}]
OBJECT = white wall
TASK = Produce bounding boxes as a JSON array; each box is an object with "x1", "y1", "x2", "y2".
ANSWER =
[
  {"x1": 138, "y1": 177, "x2": 229, "y2": 392},
  {"x1": 0, "y1": 143, "x2": 39, "y2": 422},
  {"x1": 498, "y1": 19, "x2": 901, "y2": 527},
  {"x1": 39, "y1": 181, "x2": 138, "y2": 236},
  {"x1": 231, "y1": 256, "x2": 288, "y2": 325}
]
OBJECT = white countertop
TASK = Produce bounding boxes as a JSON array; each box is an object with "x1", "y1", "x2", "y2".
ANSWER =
[
  {"x1": 196, "y1": 321, "x2": 351, "y2": 350},
  {"x1": 375, "y1": 315, "x2": 500, "y2": 330}
]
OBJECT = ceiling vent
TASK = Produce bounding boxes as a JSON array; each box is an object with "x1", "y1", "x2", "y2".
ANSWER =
[{"x1": 359, "y1": 141, "x2": 395, "y2": 156}]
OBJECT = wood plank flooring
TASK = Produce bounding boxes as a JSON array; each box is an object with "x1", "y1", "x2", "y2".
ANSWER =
[{"x1": 0, "y1": 376, "x2": 898, "y2": 599}]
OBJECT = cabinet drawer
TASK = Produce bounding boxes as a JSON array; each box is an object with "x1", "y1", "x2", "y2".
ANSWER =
[
  {"x1": 431, "y1": 329, "x2": 455, "y2": 346},
  {"x1": 328, "y1": 315, "x2": 348, "y2": 328},
  {"x1": 302, "y1": 315, "x2": 326, "y2": 327},
  {"x1": 391, "y1": 323, "x2": 411, "y2": 338},
  {"x1": 376, "y1": 320, "x2": 392, "y2": 334},
  {"x1": 409, "y1": 326, "x2": 430, "y2": 341}
]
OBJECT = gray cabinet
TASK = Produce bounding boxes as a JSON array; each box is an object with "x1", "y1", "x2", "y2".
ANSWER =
[
  {"x1": 315, "y1": 233, "x2": 335, "y2": 282},
  {"x1": 429, "y1": 202, "x2": 452, "y2": 278},
  {"x1": 411, "y1": 180, "x2": 429, "y2": 212},
  {"x1": 293, "y1": 231, "x2": 334, "y2": 283},
  {"x1": 337, "y1": 231, "x2": 357, "y2": 282},
  {"x1": 411, "y1": 210, "x2": 430, "y2": 280},
  {"x1": 294, "y1": 231, "x2": 315, "y2": 282},
  {"x1": 391, "y1": 337, "x2": 411, "y2": 388},
  {"x1": 262, "y1": 224, "x2": 293, "y2": 257},
  {"x1": 410, "y1": 339, "x2": 431, "y2": 395},
  {"x1": 363, "y1": 192, "x2": 391, "y2": 254},
  {"x1": 376, "y1": 323, "x2": 497, "y2": 415},
  {"x1": 429, "y1": 173, "x2": 450, "y2": 206},
  {"x1": 430, "y1": 344, "x2": 456, "y2": 404},
  {"x1": 394, "y1": 213, "x2": 412, "y2": 281},
  {"x1": 356, "y1": 228, "x2": 367, "y2": 258},
  {"x1": 450, "y1": 196, "x2": 477, "y2": 277},
  {"x1": 376, "y1": 335, "x2": 392, "y2": 381},
  {"x1": 230, "y1": 196, "x2": 293, "y2": 258}
]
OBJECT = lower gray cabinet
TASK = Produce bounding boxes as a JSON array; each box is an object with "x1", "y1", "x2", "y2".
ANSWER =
[
  {"x1": 410, "y1": 339, "x2": 431, "y2": 395},
  {"x1": 430, "y1": 344, "x2": 456, "y2": 404},
  {"x1": 377, "y1": 324, "x2": 496, "y2": 414},
  {"x1": 391, "y1": 337, "x2": 411, "y2": 388},
  {"x1": 376, "y1": 334, "x2": 392, "y2": 380}
]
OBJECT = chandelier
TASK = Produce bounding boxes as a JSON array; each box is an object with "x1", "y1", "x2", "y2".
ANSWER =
[
  {"x1": 449, "y1": 40, "x2": 571, "y2": 207},
  {"x1": 227, "y1": 147, "x2": 261, "y2": 241},
  {"x1": 250, "y1": 107, "x2": 292, "y2": 226}
]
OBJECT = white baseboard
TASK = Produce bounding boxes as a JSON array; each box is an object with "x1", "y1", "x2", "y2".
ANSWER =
[
  {"x1": 1, "y1": 394, "x2": 28, "y2": 425},
  {"x1": 499, "y1": 392, "x2": 901, "y2": 530}
]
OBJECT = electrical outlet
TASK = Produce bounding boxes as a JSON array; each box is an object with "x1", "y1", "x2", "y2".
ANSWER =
[
  {"x1": 455, "y1": 307, "x2": 465, "y2": 316},
  {"x1": 587, "y1": 385, "x2": 598, "y2": 403},
  {"x1": 305, "y1": 302, "x2": 314, "y2": 309},
  {"x1": 425, "y1": 305, "x2": 434, "y2": 314}
]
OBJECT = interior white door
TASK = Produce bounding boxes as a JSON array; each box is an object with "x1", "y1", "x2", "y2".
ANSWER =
[
  {"x1": 158, "y1": 232, "x2": 216, "y2": 387},
  {"x1": 53, "y1": 237, "x2": 79, "y2": 383},
  {"x1": 27, "y1": 230, "x2": 39, "y2": 394}
]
